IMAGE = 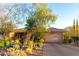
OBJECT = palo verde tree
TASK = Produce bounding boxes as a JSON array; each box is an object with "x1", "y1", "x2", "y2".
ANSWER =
[{"x1": 25, "y1": 4, "x2": 57, "y2": 43}]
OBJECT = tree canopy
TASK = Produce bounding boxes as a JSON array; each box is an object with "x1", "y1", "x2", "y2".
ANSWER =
[
  {"x1": 25, "y1": 4, "x2": 57, "y2": 41},
  {"x1": 0, "y1": 16, "x2": 15, "y2": 36}
]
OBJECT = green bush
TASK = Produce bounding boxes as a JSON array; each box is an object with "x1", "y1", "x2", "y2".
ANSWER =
[
  {"x1": 0, "y1": 40, "x2": 5, "y2": 47},
  {"x1": 5, "y1": 40, "x2": 10, "y2": 48}
]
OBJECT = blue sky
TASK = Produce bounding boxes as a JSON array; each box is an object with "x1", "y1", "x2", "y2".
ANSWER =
[
  {"x1": 0, "y1": 3, "x2": 79, "y2": 29},
  {"x1": 48, "y1": 3, "x2": 79, "y2": 29}
]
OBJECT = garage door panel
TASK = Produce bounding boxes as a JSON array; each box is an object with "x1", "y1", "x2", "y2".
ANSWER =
[{"x1": 45, "y1": 33, "x2": 63, "y2": 43}]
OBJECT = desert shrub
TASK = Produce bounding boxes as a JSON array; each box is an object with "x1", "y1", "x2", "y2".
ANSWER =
[
  {"x1": 26, "y1": 40, "x2": 34, "y2": 54},
  {"x1": 5, "y1": 39, "x2": 10, "y2": 48},
  {"x1": 0, "y1": 40, "x2": 5, "y2": 47},
  {"x1": 7, "y1": 48, "x2": 27, "y2": 56}
]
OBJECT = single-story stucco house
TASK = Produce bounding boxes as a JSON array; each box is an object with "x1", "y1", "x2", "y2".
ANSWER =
[{"x1": 9, "y1": 27, "x2": 64, "y2": 43}]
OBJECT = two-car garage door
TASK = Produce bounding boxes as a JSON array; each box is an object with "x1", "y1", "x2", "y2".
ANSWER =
[{"x1": 45, "y1": 33, "x2": 64, "y2": 43}]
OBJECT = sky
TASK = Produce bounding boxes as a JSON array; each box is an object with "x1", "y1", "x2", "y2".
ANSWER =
[
  {"x1": 48, "y1": 3, "x2": 79, "y2": 29},
  {"x1": 0, "y1": 3, "x2": 79, "y2": 29}
]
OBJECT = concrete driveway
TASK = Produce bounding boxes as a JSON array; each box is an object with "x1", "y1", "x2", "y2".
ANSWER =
[{"x1": 43, "y1": 43, "x2": 79, "y2": 56}]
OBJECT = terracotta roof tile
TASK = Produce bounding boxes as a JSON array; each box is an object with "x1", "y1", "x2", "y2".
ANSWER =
[{"x1": 13, "y1": 28, "x2": 26, "y2": 33}]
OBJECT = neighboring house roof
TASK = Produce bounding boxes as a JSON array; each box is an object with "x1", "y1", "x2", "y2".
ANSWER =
[{"x1": 49, "y1": 27, "x2": 64, "y2": 33}]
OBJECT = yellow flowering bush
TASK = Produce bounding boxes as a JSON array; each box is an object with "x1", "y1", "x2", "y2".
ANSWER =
[
  {"x1": 26, "y1": 40, "x2": 34, "y2": 54},
  {"x1": 40, "y1": 38, "x2": 44, "y2": 43},
  {"x1": 7, "y1": 38, "x2": 27, "y2": 56},
  {"x1": 13, "y1": 44, "x2": 20, "y2": 49},
  {"x1": 7, "y1": 48, "x2": 27, "y2": 56},
  {"x1": 15, "y1": 50, "x2": 27, "y2": 56},
  {"x1": 15, "y1": 39, "x2": 20, "y2": 44},
  {"x1": 7, "y1": 48, "x2": 16, "y2": 55},
  {"x1": 23, "y1": 39, "x2": 29, "y2": 48}
]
